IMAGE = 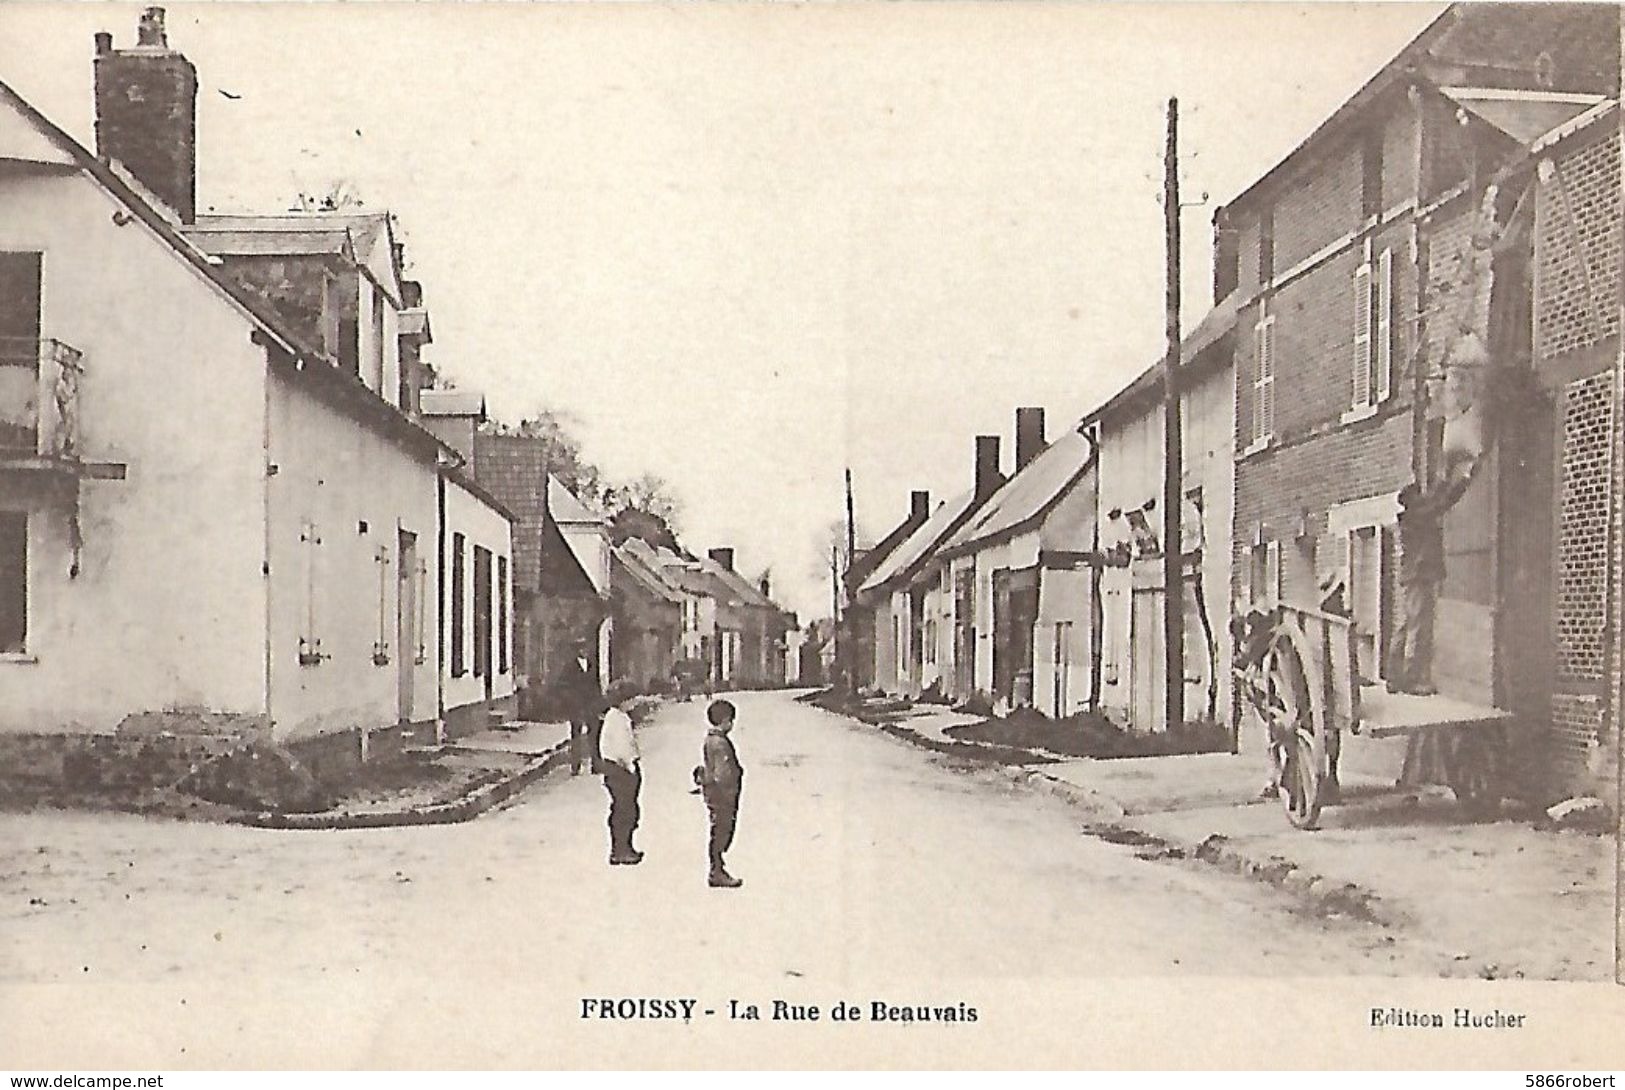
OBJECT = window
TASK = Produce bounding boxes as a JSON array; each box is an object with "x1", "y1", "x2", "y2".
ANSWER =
[
  {"x1": 369, "y1": 284, "x2": 387, "y2": 393},
  {"x1": 1258, "y1": 205, "x2": 1275, "y2": 285},
  {"x1": 473, "y1": 545, "x2": 492, "y2": 679},
  {"x1": 1361, "y1": 132, "x2": 1384, "y2": 222},
  {"x1": 1348, "y1": 526, "x2": 1383, "y2": 678},
  {"x1": 450, "y1": 532, "x2": 466, "y2": 677},
  {"x1": 1249, "y1": 540, "x2": 1281, "y2": 608},
  {"x1": 1252, "y1": 314, "x2": 1276, "y2": 446},
  {"x1": 1, "y1": 511, "x2": 27, "y2": 654},
  {"x1": 1352, "y1": 247, "x2": 1396, "y2": 411},
  {"x1": 1375, "y1": 249, "x2": 1394, "y2": 402},
  {"x1": 497, "y1": 555, "x2": 509, "y2": 674}
]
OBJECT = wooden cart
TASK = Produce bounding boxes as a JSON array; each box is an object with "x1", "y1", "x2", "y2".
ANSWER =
[{"x1": 1231, "y1": 602, "x2": 1511, "y2": 830}]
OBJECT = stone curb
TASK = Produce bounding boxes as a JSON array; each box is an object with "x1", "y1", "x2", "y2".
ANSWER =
[
  {"x1": 1023, "y1": 769, "x2": 1394, "y2": 927},
  {"x1": 857, "y1": 709, "x2": 1395, "y2": 927},
  {"x1": 235, "y1": 742, "x2": 571, "y2": 831}
]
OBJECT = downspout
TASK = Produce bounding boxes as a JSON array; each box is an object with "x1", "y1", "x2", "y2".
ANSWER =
[
  {"x1": 436, "y1": 468, "x2": 447, "y2": 745},
  {"x1": 261, "y1": 343, "x2": 274, "y2": 736},
  {"x1": 1410, "y1": 83, "x2": 1431, "y2": 483},
  {"x1": 1082, "y1": 424, "x2": 1104, "y2": 716}
]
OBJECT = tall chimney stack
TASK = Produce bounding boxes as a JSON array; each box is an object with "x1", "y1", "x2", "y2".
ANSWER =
[
  {"x1": 974, "y1": 435, "x2": 1001, "y2": 501},
  {"x1": 708, "y1": 547, "x2": 735, "y2": 572},
  {"x1": 1015, "y1": 407, "x2": 1046, "y2": 471},
  {"x1": 910, "y1": 490, "x2": 930, "y2": 520},
  {"x1": 93, "y1": 7, "x2": 198, "y2": 224}
]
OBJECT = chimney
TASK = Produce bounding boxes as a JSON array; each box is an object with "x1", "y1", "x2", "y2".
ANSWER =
[
  {"x1": 1015, "y1": 407, "x2": 1046, "y2": 471},
  {"x1": 93, "y1": 7, "x2": 198, "y2": 224},
  {"x1": 974, "y1": 435, "x2": 1001, "y2": 501},
  {"x1": 709, "y1": 547, "x2": 735, "y2": 571},
  {"x1": 910, "y1": 490, "x2": 930, "y2": 520}
]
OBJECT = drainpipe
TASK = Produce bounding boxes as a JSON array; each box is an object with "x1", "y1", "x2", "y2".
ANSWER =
[
  {"x1": 1409, "y1": 83, "x2": 1431, "y2": 483},
  {"x1": 261, "y1": 343, "x2": 274, "y2": 736},
  {"x1": 436, "y1": 469, "x2": 448, "y2": 745}
]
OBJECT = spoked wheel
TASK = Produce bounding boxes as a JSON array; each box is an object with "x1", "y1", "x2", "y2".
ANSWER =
[{"x1": 1267, "y1": 640, "x2": 1324, "y2": 830}]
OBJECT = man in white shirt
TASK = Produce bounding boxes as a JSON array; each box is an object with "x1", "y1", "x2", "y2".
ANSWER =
[{"x1": 599, "y1": 681, "x2": 644, "y2": 865}]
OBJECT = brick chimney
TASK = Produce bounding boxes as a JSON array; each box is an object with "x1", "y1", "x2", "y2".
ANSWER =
[
  {"x1": 94, "y1": 7, "x2": 198, "y2": 224},
  {"x1": 708, "y1": 547, "x2": 734, "y2": 571},
  {"x1": 1015, "y1": 407, "x2": 1046, "y2": 471},
  {"x1": 910, "y1": 490, "x2": 930, "y2": 520},
  {"x1": 974, "y1": 435, "x2": 1001, "y2": 501}
]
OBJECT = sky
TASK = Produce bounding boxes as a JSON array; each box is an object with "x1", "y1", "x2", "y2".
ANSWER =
[{"x1": 0, "y1": 1, "x2": 1444, "y2": 621}]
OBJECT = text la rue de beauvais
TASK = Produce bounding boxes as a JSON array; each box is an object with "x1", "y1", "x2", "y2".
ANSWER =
[{"x1": 580, "y1": 998, "x2": 978, "y2": 1025}]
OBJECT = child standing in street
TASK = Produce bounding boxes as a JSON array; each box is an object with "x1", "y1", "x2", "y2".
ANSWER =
[
  {"x1": 693, "y1": 699, "x2": 744, "y2": 889},
  {"x1": 598, "y1": 681, "x2": 644, "y2": 866}
]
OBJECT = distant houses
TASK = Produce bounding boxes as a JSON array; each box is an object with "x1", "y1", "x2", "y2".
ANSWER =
[{"x1": 854, "y1": 2, "x2": 1623, "y2": 805}]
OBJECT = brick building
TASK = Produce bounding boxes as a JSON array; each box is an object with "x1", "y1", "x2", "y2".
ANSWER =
[
  {"x1": 1216, "y1": 2, "x2": 1620, "y2": 797},
  {"x1": 1529, "y1": 101, "x2": 1623, "y2": 796}
]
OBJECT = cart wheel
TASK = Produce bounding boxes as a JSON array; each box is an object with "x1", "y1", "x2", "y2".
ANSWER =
[
  {"x1": 1450, "y1": 734, "x2": 1500, "y2": 820},
  {"x1": 1269, "y1": 643, "x2": 1323, "y2": 831}
]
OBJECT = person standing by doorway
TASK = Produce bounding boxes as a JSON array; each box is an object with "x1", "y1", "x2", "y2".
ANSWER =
[
  {"x1": 1387, "y1": 471, "x2": 1472, "y2": 696},
  {"x1": 557, "y1": 638, "x2": 603, "y2": 775}
]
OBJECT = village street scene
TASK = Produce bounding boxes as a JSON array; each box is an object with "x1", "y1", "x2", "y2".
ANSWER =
[{"x1": 1, "y1": 1, "x2": 1623, "y2": 1067}]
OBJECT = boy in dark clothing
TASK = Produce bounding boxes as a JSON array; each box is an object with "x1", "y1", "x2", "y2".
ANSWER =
[
  {"x1": 693, "y1": 699, "x2": 744, "y2": 889},
  {"x1": 1386, "y1": 472, "x2": 1472, "y2": 695}
]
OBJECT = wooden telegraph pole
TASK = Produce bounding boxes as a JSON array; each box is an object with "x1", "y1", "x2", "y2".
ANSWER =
[{"x1": 1162, "y1": 97, "x2": 1185, "y2": 736}]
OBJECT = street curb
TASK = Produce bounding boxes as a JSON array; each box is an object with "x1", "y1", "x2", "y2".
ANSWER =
[
  {"x1": 235, "y1": 742, "x2": 571, "y2": 831},
  {"x1": 1023, "y1": 769, "x2": 1394, "y2": 927},
  {"x1": 865, "y1": 714, "x2": 1396, "y2": 927}
]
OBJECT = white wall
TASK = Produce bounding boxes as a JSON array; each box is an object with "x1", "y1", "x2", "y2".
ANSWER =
[
  {"x1": 442, "y1": 477, "x2": 516, "y2": 715},
  {"x1": 0, "y1": 166, "x2": 267, "y2": 733},
  {"x1": 1094, "y1": 363, "x2": 1235, "y2": 727},
  {"x1": 265, "y1": 370, "x2": 442, "y2": 741}
]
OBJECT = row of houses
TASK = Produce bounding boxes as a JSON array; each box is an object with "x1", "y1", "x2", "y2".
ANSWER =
[
  {"x1": 853, "y1": 2, "x2": 1624, "y2": 802},
  {"x1": 0, "y1": 9, "x2": 792, "y2": 787}
]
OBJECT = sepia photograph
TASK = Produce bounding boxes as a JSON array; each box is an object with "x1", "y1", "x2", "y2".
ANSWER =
[{"x1": 0, "y1": 0, "x2": 1622, "y2": 1073}]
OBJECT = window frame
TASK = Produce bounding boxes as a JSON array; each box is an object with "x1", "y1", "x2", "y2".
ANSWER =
[
  {"x1": 450, "y1": 532, "x2": 466, "y2": 678},
  {"x1": 0, "y1": 510, "x2": 29, "y2": 657}
]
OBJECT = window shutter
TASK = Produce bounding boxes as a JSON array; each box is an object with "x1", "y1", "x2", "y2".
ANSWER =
[
  {"x1": 1352, "y1": 263, "x2": 1372, "y2": 408},
  {"x1": 1237, "y1": 552, "x2": 1253, "y2": 607},
  {"x1": 1376, "y1": 249, "x2": 1394, "y2": 401},
  {"x1": 1265, "y1": 540, "x2": 1281, "y2": 603},
  {"x1": 1254, "y1": 317, "x2": 1276, "y2": 443}
]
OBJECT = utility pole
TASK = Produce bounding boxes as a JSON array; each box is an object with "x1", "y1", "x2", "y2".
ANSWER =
[
  {"x1": 1162, "y1": 97, "x2": 1185, "y2": 736},
  {"x1": 829, "y1": 544, "x2": 842, "y2": 686},
  {"x1": 843, "y1": 468, "x2": 857, "y2": 690}
]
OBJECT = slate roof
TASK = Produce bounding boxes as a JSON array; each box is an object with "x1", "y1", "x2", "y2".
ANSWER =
[
  {"x1": 702, "y1": 558, "x2": 779, "y2": 613},
  {"x1": 856, "y1": 488, "x2": 983, "y2": 598},
  {"x1": 549, "y1": 478, "x2": 605, "y2": 525},
  {"x1": 612, "y1": 545, "x2": 685, "y2": 606},
  {"x1": 187, "y1": 212, "x2": 404, "y2": 306},
  {"x1": 472, "y1": 434, "x2": 548, "y2": 589},
  {"x1": 940, "y1": 426, "x2": 1096, "y2": 556}
]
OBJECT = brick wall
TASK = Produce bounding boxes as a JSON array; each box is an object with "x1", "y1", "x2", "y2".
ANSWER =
[
  {"x1": 1535, "y1": 130, "x2": 1622, "y2": 361},
  {"x1": 1555, "y1": 372, "x2": 1614, "y2": 681},
  {"x1": 1536, "y1": 120, "x2": 1623, "y2": 800}
]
